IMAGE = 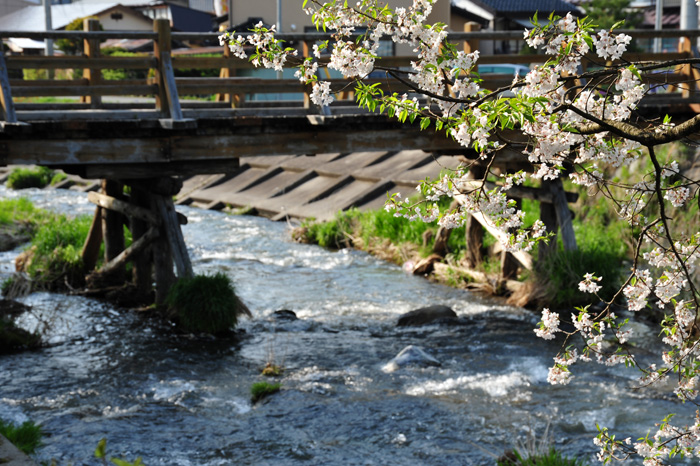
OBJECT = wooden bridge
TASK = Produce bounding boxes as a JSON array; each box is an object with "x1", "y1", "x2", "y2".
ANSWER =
[{"x1": 1, "y1": 20, "x2": 699, "y2": 299}]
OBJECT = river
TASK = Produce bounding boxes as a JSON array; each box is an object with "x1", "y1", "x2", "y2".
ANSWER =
[{"x1": 0, "y1": 185, "x2": 690, "y2": 465}]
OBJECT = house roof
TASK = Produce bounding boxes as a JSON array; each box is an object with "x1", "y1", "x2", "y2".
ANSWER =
[
  {"x1": 0, "y1": 2, "x2": 142, "y2": 31},
  {"x1": 474, "y1": 0, "x2": 580, "y2": 16},
  {"x1": 164, "y1": 3, "x2": 214, "y2": 32}
]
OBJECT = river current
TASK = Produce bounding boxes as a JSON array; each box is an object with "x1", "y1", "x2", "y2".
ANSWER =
[{"x1": 0, "y1": 185, "x2": 691, "y2": 465}]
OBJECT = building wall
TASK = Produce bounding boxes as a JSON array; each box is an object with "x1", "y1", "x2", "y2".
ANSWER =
[
  {"x1": 231, "y1": 0, "x2": 450, "y2": 34},
  {"x1": 96, "y1": 7, "x2": 152, "y2": 31}
]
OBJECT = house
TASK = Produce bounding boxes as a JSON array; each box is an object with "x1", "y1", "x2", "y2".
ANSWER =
[
  {"x1": 0, "y1": 3, "x2": 153, "y2": 32},
  {"x1": 451, "y1": 0, "x2": 581, "y2": 53},
  {"x1": 0, "y1": 0, "x2": 40, "y2": 18},
  {"x1": 221, "y1": 0, "x2": 579, "y2": 55}
]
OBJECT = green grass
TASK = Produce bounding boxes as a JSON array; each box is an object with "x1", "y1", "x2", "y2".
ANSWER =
[
  {"x1": 6, "y1": 166, "x2": 55, "y2": 190},
  {"x1": 0, "y1": 198, "x2": 52, "y2": 226},
  {"x1": 497, "y1": 447, "x2": 589, "y2": 466},
  {"x1": 26, "y1": 214, "x2": 92, "y2": 281},
  {"x1": 165, "y1": 272, "x2": 244, "y2": 334},
  {"x1": 250, "y1": 381, "x2": 281, "y2": 403},
  {"x1": 0, "y1": 418, "x2": 42, "y2": 454}
]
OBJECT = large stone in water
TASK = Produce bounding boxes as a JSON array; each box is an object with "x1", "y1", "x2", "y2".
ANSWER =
[
  {"x1": 396, "y1": 305, "x2": 457, "y2": 327},
  {"x1": 382, "y1": 345, "x2": 441, "y2": 373}
]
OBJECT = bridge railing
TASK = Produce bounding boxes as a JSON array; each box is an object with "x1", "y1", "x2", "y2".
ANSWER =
[{"x1": 1, "y1": 20, "x2": 700, "y2": 126}]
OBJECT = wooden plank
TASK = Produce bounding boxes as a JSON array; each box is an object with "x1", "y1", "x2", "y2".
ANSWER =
[
  {"x1": 12, "y1": 85, "x2": 156, "y2": 97},
  {"x1": 153, "y1": 193, "x2": 192, "y2": 279},
  {"x1": 87, "y1": 191, "x2": 161, "y2": 226},
  {"x1": 0, "y1": 30, "x2": 157, "y2": 41},
  {"x1": 99, "y1": 226, "x2": 159, "y2": 276},
  {"x1": 80, "y1": 206, "x2": 103, "y2": 271},
  {"x1": 5, "y1": 56, "x2": 156, "y2": 70},
  {"x1": 10, "y1": 79, "x2": 89, "y2": 87},
  {"x1": 1, "y1": 130, "x2": 465, "y2": 166},
  {"x1": 78, "y1": 160, "x2": 239, "y2": 180}
]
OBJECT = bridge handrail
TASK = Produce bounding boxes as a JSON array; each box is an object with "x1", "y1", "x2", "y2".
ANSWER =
[
  {"x1": 1, "y1": 20, "x2": 700, "y2": 127},
  {"x1": 3, "y1": 28, "x2": 700, "y2": 41}
]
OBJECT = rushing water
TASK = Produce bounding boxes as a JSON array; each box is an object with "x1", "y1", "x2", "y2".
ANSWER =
[{"x1": 0, "y1": 186, "x2": 690, "y2": 465}]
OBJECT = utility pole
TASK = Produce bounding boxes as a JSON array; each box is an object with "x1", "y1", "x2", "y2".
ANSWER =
[
  {"x1": 680, "y1": 0, "x2": 699, "y2": 51},
  {"x1": 43, "y1": 0, "x2": 53, "y2": 57},
  {"x1": 654, "y1": 0, "x2": 663, "y2": 53},
  {"x1": 228, "y1": 0, "x2": 233, "y2": 29}
]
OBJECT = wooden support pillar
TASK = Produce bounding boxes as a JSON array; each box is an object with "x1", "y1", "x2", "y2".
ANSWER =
[
  {"x1": 464, "y1": 165, "x2": 486, "y2": 268},
  {"x1": 82, "y1": 18, "x2": 102, "y2": 108},
  {"x1": 432, "y1": 199, "x2": 458, "y2": 256},
  {"x1": 548, "y1": 178, "x2": 577, "y2": 251},
  {"x1": 538, "y1": 187, "x2": 559, "y2": 263},
  {"x1": 152, "y1": 228, "x2": 175, "y2": 306},
  {"x1": 501, "y1": 198, "x2": 521, "y2": 281},
  {"x1": 101, "y1": 179, "x2": 125, "y2": 283},
  {"x1": 130, "y1": 187, "x2": 153, "y2": 295},
  {"x1": 81, "y1": 206, "x2": 103, "y2": 272},
  {"x1": 154, "y1": 193, "x2": 193, "y2": 279}
]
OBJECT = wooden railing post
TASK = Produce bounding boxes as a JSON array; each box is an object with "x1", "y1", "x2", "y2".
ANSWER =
[
  {"x1": 82, "y1": 18, "x2": 102, "y2": 108},
  {"x1": 302, "y1": 39, "x2": 312, "y2": 109},
  {"x1": 153, "y1": 18, "x2": 186, "y2": 124},
  {"x1": 464, "y1": 22, "x2": 480, "y2": 54},
  {"x1": 0, "y1": 42, "x2": 18, "y2": 124},
  {"x1": 217, "y1": 43, "x2": 241, "y2": 108}
]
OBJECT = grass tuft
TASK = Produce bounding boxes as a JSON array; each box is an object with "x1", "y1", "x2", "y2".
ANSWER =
[
  {"x1": 23, "y1": 214, "x2": 93, "y2": 286},
  {"x1": 250, "y1": 381, "x2": 281, "y2": 403},
  {"x1": 166, "y1": 272, "x2": 244, "y2": 334},
  {"x1": 497, "y1": 447, "x2": 589, "y2": 466},
  {"x1": 6, "y1": 166, "x2": 55, "y2": 190},
  {"x1": 0, "y1": 418, "x2": 42, "y2": 454}
]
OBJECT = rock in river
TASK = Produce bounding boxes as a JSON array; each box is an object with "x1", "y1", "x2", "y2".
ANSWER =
[
  {"x1": 396, "y1": 305, "x2": 457, "y2": 327},
  {"x1": 382, "y1": 345, "x2": 441, "y2": 373}
]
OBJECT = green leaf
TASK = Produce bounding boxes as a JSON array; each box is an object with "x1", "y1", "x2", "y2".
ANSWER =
[{"x1": 95, "y1": 438, "x2": 107, "y2": 459}]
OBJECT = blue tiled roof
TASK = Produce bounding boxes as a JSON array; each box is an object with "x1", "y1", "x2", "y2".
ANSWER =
[{"x1": 478, "y1": 0, "x2": 579, "y2": 14}]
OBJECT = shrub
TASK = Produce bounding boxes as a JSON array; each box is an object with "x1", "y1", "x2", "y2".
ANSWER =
[
  {"x1": 6, "y1": 166, "x2": 55, "y2": 190},
  {"x1": 497, "y1": 447, "x2": 588, "y2": 466},
  {"x1": 165, "y1": 272, "x2": 244, "y2": 334},
  {"x1": 250, "y1": 381, "x2": 281, "y2": 403},
  {"x1": 0, "y1": 419, "x2": 42, "y2": 454}
]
